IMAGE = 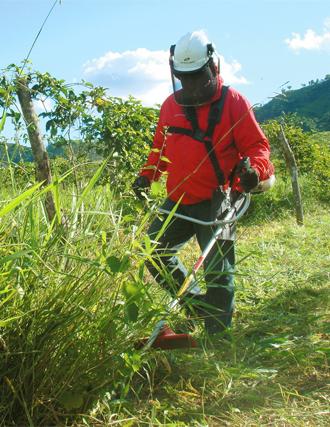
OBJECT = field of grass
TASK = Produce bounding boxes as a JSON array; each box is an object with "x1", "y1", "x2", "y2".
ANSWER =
[
  {"x1": 0, "y1": 173, "x2": 329, "y2": 426},
  {"x1": 92, "y1": 209, "x2": 329, "y2": 426}
]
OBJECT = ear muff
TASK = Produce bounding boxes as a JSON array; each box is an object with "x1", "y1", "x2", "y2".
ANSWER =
[{"x1": 206, "y1": 43, "x2": 214, "y2": 55}]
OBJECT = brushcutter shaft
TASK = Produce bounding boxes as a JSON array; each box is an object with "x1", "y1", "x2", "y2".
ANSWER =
[
  {"x1": 158, "y1": 192, "x2": 250, "y2": 226},
  {"x1": 176, "y1": 202, "x2": 239, "y2": 297}
]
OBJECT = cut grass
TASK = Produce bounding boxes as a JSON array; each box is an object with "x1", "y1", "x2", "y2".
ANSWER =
[{"x1": 90, "y1": 210, "x2": 330, "y2": 426}]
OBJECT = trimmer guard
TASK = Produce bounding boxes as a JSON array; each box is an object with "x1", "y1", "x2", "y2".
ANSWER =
[{"x1": 136, "y1": 323, "x2": 198, "y2": 350}]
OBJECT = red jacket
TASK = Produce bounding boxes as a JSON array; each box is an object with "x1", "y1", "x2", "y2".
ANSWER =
[{"x1": 140, "y1": 79, "x2": 274, "y2": 204}]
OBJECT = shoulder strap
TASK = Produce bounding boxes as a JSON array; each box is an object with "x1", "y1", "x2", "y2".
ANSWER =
[
  {"x1": 205, "y1": 85, "x2": 229, "y2": 139},
  {"x1": 202, "y1": 85, "x2": 229, "y2": 185},
  {"x1": 167, "y1": 85, "x2": 230, "y2": 186},
  {"x1": 203, "y1": 139, "x2": 225, "y2": 186}
]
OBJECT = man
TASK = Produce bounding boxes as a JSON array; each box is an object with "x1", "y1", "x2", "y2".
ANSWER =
[{"x1": 133, "y1": 30, "x2": 274, "y2": 336}]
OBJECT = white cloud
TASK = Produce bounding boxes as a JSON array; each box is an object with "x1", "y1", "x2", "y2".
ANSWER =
[
  {"x1": 219, "y1": 55, "x2": 248, "y2": 85},
  {"x1": 285, "y1": 19, "x2": 330, "y2": 52},
  {"x1": 83, "y1": 48, "x2": 170, "y2": 106},
  {"x1": 83, "y1": 48, "x2": 248, "y2": 106}
]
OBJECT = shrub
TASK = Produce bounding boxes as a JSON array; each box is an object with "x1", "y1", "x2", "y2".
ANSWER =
[{"x1": 262, "y1": 116, "x2": 330, "y2": 203}]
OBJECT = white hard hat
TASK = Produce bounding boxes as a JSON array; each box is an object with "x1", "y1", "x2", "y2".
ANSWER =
[
  {"x1": 172, "y1": 30, "x2": 214, "y2": 73},
  {"x1": 169, "y1": 30, "x2": 220, "y2": 106}
]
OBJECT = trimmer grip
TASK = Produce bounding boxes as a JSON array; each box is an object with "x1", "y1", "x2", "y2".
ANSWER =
[{"x1": 236, "y1": 156, "x2": 251, "y2": 175}]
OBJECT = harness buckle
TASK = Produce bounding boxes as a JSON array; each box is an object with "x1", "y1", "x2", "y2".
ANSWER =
[{"x1": 193, "y1": 129, "x2": 205, "y2": 142}]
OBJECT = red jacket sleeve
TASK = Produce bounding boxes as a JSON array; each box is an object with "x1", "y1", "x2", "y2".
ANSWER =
[
  {"x1": 139, "y1": 105, "x2": 168, "y2": 182},
  {"x1": 230, "y1": 90, "x2": 274, "y2": 181}
]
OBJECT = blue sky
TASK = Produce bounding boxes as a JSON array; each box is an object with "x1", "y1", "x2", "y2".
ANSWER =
[{"x1": 1, "y1": 0, "x2": 330, "y2": 110}]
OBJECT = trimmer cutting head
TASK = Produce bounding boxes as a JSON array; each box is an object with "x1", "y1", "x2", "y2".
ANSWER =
[{"x1": 136, "y1": 324, "x2": 198, "y2": 350}]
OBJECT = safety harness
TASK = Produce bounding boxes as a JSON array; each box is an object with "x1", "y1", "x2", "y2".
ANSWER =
[{"x1": 168, "y1": 85, "x2": 229, "y2": 186}]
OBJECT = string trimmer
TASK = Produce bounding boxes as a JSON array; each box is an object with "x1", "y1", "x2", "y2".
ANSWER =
[
  {"x1": 136, "y1": 179, "x2": 252, "y2": 349},
  {"x1": 136, "y1": 157, "x2": 274, "y2": 350}
]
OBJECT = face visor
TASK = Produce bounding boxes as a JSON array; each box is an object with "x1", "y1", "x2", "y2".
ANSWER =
[{"x1": 170, "y1": 48, "x2": 219, "y2": 106}]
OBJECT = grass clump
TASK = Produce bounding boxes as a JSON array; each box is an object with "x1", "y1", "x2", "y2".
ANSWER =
[{"x1": 0, "y1": 172, "x2": 166, "y2": 425}]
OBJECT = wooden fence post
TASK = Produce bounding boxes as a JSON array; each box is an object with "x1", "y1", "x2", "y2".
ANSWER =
[
  {"x1": 279, "y1": 124, "x2": 304, "y2": 226},
  {"x1": 15, "y1": 76, "x2": 56, "y2": 222}
]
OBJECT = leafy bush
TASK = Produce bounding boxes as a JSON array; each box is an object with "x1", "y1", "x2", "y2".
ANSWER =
[
  {"x1": 1, "y1": 66, "x2": 159, "y2": 195},
  {"x1": 262, "y1": 116, "x2": 330, "y2": 203}
]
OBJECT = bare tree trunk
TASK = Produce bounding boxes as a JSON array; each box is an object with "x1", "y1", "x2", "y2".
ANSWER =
[
  {"x1": 15, "y1": 76, "x2": 56, "y2": 222},
  {"x1": 279, "y1": 125, "x2": 304, "y2": 226}
]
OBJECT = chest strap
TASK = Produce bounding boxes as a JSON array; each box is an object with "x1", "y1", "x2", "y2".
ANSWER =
[{"x1": 168, "y1": 85, "x2": 229, "y2": 186}]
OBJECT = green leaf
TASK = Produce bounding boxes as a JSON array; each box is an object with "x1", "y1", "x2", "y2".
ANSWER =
[
  {"x1": 0, "y1": 250, "x2": 31, "y2": 266},
  {"x1": 119, "y1": 255, "x2": 130, "y2": 273},
  {"x1": 106, "y1": 256, "x2": 122, "y2": 273},
  {"x1": 51, "y1": 172, "x2": 62, "y2": 224},
  {"x1": 122, "y1": 282, "x2": 140, "y2": 299},
  {"x1": 59, "y1": 391, "x2": 84, "y2": 410},
  {"x1": 106, "y1": 255, "x2": 130, "y2": 273},
  {"x1": 0, "y1": 182, "x2": 43, "y2": 218},
  {"x1": 160, "y1": 155, "x2": 171, "y2": 163},
  {"x1": 144, "y1": 235, "x2": 152, "y2": 252},
  {"x1": 125, "y1": 302, "x2": 139, "y2": 323},
  {"x1": 0, "y1": 110, "x2": 6, "y2": 132},
  {"x1": 123, "y1": 283, "x2": 141, "y2": 323},
  {"x1": 150, "y1": 181, "x2": 162, "y2": 196},
  {"x1": 0, "y1": 315, "x2": 22, "y2": 327}
]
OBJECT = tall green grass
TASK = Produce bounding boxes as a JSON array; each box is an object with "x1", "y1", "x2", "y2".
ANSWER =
[
  {"x1": 99, "y1": 208, "x2": 329, "y2": 426},
  {"x1": 0, "y1": 165, "x2": 171, "y2": 425},
  {"x1": 0, "y1": 165, "x2": 329, "y2": 425}
]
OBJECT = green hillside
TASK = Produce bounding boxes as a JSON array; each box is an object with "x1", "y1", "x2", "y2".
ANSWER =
[
  {"x1": 0, "y1": 142, "x2": 34, "y2": 163},
  {"x1": 255, "y1": 76, "x2": 330, "y2": 131},
  {"x1": 0, "y1": 141, "x2": 71, "y2": 163}
]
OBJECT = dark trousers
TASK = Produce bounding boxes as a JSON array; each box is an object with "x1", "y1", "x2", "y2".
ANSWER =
[{"x1": 146, "y1": 198, "x2": 235, "y2": 333}]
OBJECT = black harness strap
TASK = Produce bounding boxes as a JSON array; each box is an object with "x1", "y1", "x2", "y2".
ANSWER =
[{"x1": 168, "y1": 85, "x2": 229, "y2": 186}]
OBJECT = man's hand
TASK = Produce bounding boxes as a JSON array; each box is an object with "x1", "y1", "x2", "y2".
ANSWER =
[
  {"x1": 239, "y1": 167, "x2": 259, "y2": 192},
  {"x1": 236, "y1": 157, "x2": 259, "y2": 193},
  {"x1": 132, "y1": 176, "x2": 150, "y2": 200}
]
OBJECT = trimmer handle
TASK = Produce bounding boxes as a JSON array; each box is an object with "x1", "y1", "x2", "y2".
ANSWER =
[
  {"x1": 228, "y1": 156, "x2": 251, "y2": 189},
  {"x1": 235, "y1": 156, "x2": 251, "y2": 176},
  {"x1": 235, "y1": 156, "x2": 276, "y2": 193}
]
